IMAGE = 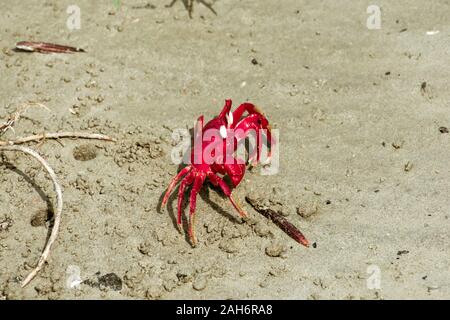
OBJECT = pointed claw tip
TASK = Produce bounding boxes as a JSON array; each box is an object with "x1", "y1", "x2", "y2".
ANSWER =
[
  {"x1": 188, "y1": 226, "x2": 197, "y2": 247},
  {"x1": 190, "y1": 237, "x2": 198, "y2": 247}
]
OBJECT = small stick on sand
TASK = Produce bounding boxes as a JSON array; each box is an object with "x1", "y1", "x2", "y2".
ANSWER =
[
  {"x1": 245, "y1": 196, "x2": 309, "y2": 247},
  {"x1": 0, "y1": 132, "x2": 116, "y2": 146},
  {"x1": 0, "y1": 145, "x2": 63, "y2": 287},
  {"x1": 15, "y1": 41, "x2": 85, "y2": 54}
]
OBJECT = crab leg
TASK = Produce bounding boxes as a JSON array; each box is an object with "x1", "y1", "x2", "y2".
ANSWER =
[
  {"x1": 228, "y1": 194, "x2": 248, "y2": 219},
  {"x1": 207, "y1": 172, "x2": 248, "y2": 218},
  {"x1": 162, "y1": 165, "x2": 192, "y2": 206},
  {"x1": 177, "y1": 171, "x2": 194, "y2": 228},
  {"x1": 188, "y1": 172, "x2": 206, "y2": 246}
]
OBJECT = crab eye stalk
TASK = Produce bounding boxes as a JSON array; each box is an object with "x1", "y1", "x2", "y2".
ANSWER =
[
  {"x1": 225, "y1": 111, "x2": 234, "y2": 128},
  {"x1": 220, "y1": 125, "x2": 228, "y2": 138}
]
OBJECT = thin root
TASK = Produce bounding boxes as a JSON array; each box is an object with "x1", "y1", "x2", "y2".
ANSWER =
[
  {"x1": 0, "y1": 145, "x2": 63, "y2": 287},
  {"x1": 0, "y1": 132, "x2": 115, "y2": 146}
]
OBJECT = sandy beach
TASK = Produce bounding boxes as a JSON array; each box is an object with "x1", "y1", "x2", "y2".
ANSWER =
[{"x1": 0, "y1": 0, "x2": 449, "y2": 299}]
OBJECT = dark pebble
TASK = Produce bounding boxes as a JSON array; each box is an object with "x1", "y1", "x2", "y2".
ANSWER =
[
  {"x1": 98, "y1": 273, "x2": 122, "y2": 291},
  {"x1": 439, "y1": 126, "x2": 449, "y2": 134}
]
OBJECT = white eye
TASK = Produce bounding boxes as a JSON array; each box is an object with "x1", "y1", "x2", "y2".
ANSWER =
[
  {"x1": 220, "y1": 125, "x2": 227, "y2": 138},
  {"x1": 225, "y1": 112, "x2": 233, "y2": 127}
]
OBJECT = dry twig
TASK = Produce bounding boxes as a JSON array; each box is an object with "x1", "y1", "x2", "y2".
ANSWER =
[
  {"x1": 15, "y1": 41, "x2": 85, "y2": 54},
  {"x1": 0, "y1": 145, "x2": 63, "y2": 287},
  {"x1": 246, "y1": 196, "x2": 309, "y2": 247},
  {"x1": 0, "y1": 132, "x2": 115, "y2": 146}
]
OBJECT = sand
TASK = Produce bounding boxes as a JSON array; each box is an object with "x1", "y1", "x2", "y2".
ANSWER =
[{"x1": 0, "y1": 0, "x2": 449, "y2": 299}]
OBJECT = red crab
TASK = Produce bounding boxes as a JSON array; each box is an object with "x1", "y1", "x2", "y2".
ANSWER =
[{"x1": 162, "y1": 99, "x2": 274, "y2": 246}]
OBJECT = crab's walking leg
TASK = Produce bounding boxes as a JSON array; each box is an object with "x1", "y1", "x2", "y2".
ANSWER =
[
  {"x1": 162, "y1": 165, "x2": 192, "y2": 206},
  {"x1": 228, "y1": 194, "x2": 248, "y2": 218},
  {"x1": 207, "y1": 172, "x2": 248, "y2": 218},
  {"x1": 177, "y1": 171, "x2": 194, "y2": 230},
  {"x1": 188, "y1": 173, "x2": 206, "y2": 246}
]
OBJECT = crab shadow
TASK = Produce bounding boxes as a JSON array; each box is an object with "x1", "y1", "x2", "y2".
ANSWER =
[{"x1": 0, "y1": 161, "x2": 54, "y2": 243}]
